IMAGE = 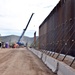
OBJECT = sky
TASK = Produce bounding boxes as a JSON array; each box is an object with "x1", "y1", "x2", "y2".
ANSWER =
[{"x1": 0, "y1": 0, "x2": 60, "y2": 37}]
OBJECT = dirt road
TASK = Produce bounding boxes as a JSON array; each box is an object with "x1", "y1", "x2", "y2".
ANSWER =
[{"x1": 0, "y1": 48, "x2": 55, "y2": 75}]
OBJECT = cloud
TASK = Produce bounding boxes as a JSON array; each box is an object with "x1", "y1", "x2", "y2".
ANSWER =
[{"x1": 0, "y1": 0, "x2": 60, "y2": 37}]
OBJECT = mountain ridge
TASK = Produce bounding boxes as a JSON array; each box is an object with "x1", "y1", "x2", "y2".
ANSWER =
[{"x1": 0, "y1": 35, "x2": 38, "y2": 46}]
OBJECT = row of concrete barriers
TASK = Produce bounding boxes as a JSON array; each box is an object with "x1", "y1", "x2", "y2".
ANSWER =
[{"x1": 28, "y1": 48, "x2": 75, "y2": 75}]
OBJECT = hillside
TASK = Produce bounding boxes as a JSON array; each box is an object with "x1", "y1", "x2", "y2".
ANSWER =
[{"x1": 0, "y1": 35, "x2": 38, "y2": 46}]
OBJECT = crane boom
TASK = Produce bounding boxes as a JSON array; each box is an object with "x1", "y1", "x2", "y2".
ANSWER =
[{"x1": 17, "y1": 13, "x2": 34, "y2": 43}]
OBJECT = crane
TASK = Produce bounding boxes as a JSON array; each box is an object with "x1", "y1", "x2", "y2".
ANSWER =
[{"x1": 17, "y1": 13, "x2": 34, "y2": 45}]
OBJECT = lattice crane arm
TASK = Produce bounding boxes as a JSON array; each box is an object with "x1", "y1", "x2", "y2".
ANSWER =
[{"x1": 17, "y1": 13, "x2": 34, "y2": 43}]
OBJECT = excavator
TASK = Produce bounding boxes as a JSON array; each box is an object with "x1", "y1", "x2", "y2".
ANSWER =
[{"x1": 16, "y1": 13, "x2": 34, "y2": 47}]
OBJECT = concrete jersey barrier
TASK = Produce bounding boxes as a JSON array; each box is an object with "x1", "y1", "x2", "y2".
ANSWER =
[{"x1": 28, "y1": 48, "x2": 75, "y2": 75}]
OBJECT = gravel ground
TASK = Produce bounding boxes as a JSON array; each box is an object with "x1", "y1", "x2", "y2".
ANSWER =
[{"x1": 0, "y1": 48, "x2": 56, "y2": 75}]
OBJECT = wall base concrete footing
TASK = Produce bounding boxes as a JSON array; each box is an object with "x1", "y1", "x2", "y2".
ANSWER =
[{"x1": 28, "y1": 48, "x2": 75, "y2": 75}]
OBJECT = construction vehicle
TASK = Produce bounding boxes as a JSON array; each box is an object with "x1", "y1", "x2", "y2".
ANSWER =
[{"x1": 17, "y1": 13, "x2": 34, "y2": 46}]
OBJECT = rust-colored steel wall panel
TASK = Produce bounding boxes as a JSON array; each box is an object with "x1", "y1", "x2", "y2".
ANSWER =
[
  {"x1": 39, "y1": 20, "x2": 47, "y2": 50},
  {"x1": 39, "y1": 0, "x2": 75, "y2": 56}
]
